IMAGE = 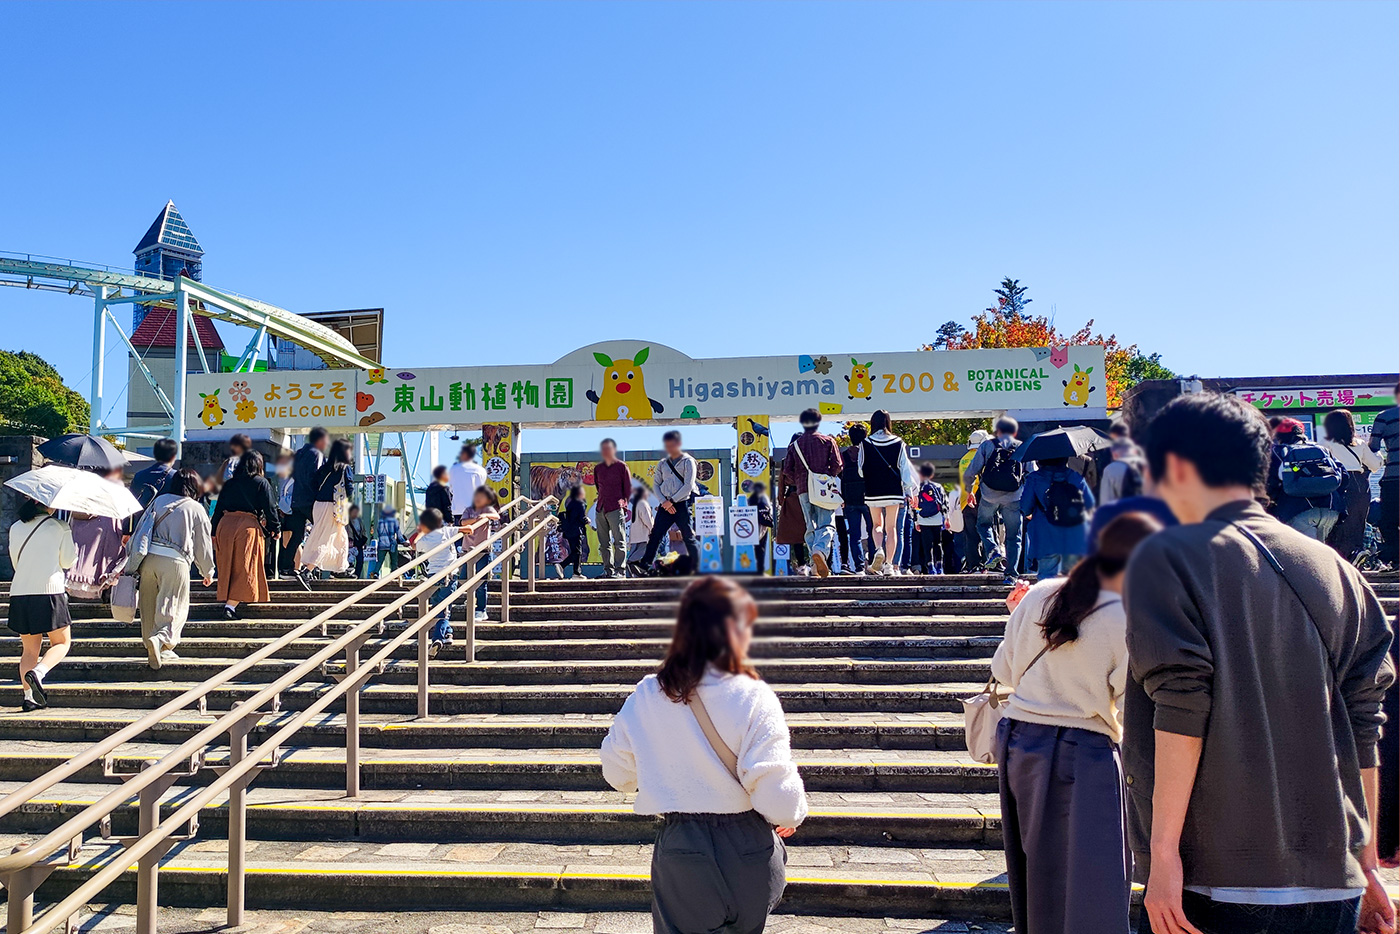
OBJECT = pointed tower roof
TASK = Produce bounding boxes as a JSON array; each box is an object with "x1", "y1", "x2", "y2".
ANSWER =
[{"x1": 133, "y1": 200, "x2": 202, "y2": 256}]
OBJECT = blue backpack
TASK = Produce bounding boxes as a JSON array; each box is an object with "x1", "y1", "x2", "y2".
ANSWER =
[
  {"x1": 1277, "y1": 442, "x2": 1343, "y2": 499},
  {"x1": 918, "y1": 481, "x2": 948, "y2": 520}
]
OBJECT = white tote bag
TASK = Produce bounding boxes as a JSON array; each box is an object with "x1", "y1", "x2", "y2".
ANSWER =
[
  {"x1": 961, "y1": 643, "x2": 1050, "y2": 764},
  {"x1": 792, "y1": 443, "x2": 844, "y2": 511}
]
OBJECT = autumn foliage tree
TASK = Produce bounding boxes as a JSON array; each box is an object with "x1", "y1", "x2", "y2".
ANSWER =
[{"x1": 896, "y1": 280, "x2": 1173, "y2": 446}]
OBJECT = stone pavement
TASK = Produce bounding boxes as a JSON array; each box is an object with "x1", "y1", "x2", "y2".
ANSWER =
[{"x1": 69, "y1": 906, "x2": 1014, "y2": 933}]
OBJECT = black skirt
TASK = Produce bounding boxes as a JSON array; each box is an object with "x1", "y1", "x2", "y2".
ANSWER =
[{"x1": 7, "y1": 593, "x2": 73, "y2": 635}]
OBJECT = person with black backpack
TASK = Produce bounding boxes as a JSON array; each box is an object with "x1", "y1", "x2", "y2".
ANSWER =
[
  {"x1": 1265, "y1": 417, "x2": 1344, "y2": 542},
  {"x1": 1019, "y1": 456, "x2": 1096, "y2": 580},
  {"x1": 915, "y1": 463, "x2": 949, "y2": 574},
  {"x1": 962, "y1": 416, "x2": 1027, "y2": 584}
]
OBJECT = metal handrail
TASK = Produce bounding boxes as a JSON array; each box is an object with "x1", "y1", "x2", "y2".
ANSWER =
[
  {"x1": 1, "y1": 496, "x2": 557, "y2": 934},
  {"x1": 0, "y1": 494, "x2": 524, "y2": 824}
]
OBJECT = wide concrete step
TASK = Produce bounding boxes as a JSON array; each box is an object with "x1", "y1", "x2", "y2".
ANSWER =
[
  {"x1": 0, "y1": 781, "x2": 1003, "y2": 847},
  {"x1": 4, "y1": 834, "x2": 1014, "y2": 918},
  {"x1": 0, "y1": 633, "x2": 1004, "y2": 662},
  {"x1": 500, "y1": 599, "x2": 1014, "y2": 620},
  {"x1": 490, "y1": 583, "x2": 1013, "y2": 604},
  {"x1": 0, "y1": 679, "x2": 986, "y2": 715},
  {"x1": 515, "y1": 572, "x2": 1006, "y2": 591},
  {"x1": 17, "y1": 655, "x2": 993, "y2": 687},
  {"x1": 473, "y1": 616, "x2": 1010, "y2": 640},
  {"x1": 0, "y1": 709, "x2": 972, "y2": 751},
  {"x1": 0, "y1": 743, "x2": 997, "y2": 793}
]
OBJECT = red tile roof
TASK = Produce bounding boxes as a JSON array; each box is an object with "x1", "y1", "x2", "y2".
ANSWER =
[{"x1": 130, "y1": 307, "x2": 226, "y2": 353}]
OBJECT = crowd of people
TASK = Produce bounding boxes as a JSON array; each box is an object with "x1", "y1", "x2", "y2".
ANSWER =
[{"x1": 600, "y1": 391, "x2": 1397, "y2": 934}]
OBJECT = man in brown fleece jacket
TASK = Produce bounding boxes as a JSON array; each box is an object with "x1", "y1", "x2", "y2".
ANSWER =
[{"x1": 1125, "y1": 393, "x2": 1396, "y2": 934}]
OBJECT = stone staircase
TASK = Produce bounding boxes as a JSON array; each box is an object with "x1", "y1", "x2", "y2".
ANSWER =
[{"x1": 1, "y1": 571, "x2": 1395, "y2": 927}]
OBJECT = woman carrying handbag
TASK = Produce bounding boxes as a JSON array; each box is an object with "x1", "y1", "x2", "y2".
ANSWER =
[
  {"x1": 987, "y1": 513, "x2": 1160, "y2": 934},
  {"x1": 601, "y1": 577, "x2": 808, "y2": 934}
]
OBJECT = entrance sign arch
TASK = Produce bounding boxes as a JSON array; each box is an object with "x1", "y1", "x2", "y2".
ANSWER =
[{"x1": 182, "y1": 340, "x2": 1108, "y2": 434}]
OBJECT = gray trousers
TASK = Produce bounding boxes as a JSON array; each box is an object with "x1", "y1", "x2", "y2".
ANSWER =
[
  {"x1": 997, "y1": 717, "x2": 1132, "y2": 934},
  {"x1": 598, "y1": 508, "x2": 628, "y2": 574},
  {"x1": 651, "y1": 811, "x2": 786, "y2": 934}
]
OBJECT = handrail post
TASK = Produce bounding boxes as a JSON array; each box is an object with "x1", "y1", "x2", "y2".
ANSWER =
[
  {"x1": 135, "y1": 784, "x2": 161, "y2": 934},
  {"x1": 526, "y1": 514, "x2": 537, "y2": 593},
  {"x1": 345, "y1": 645, "x2": 361, "y2": 797},
  {"x1": 499, "y1": 536, "x2": 512, "y2": 626},
  {"x1": 417, "y1": 590, "x2": 430, "y2": 719},
  {"x1": 226, "y1": 715, "x2": 255, "y2": 928}
]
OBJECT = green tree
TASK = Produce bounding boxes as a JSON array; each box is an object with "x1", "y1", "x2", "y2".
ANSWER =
[
  {"x1": 992, "y1": 277, "x2": 1031, "y2": 316},
  {"x1": 930, "y1": 320, "x2": 968, "y2": 350},
  {"x1": 0, "y1": 350, "x2": 89, "y2": 438}
]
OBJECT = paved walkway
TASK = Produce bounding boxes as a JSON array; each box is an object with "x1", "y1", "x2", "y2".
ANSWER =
[{"x1": 71, "y1": 907, "x2": 1014, "y2": 933}]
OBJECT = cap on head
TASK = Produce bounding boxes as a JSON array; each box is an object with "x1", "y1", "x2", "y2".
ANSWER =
[{"x1": 968, "y1": 429, "x2": 990, "y2": 447}]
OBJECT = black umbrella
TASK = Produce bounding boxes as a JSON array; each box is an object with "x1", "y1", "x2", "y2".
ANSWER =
[
  {"x1": 1014, "y1": 425, "x2": 1112, "y2": 463},
  {"x1": 37, "y1": 433, "x2": 128, "y2": 471}
]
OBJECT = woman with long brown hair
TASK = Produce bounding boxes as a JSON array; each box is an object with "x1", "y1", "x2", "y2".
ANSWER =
[
  {"x1": 989, "y1": 512, "x2": 1163, "y2": 934},
  {"x1": 212, "y1": 450, "x2": 280, "y2": 619},
  {"x1": 601, "y1": 577, "x2": 807, "y2": 934}
]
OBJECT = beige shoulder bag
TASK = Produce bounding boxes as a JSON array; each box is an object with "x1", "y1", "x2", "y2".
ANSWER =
[{"x1": 689, "y1": 692, "x2": 742, "y2": 784}]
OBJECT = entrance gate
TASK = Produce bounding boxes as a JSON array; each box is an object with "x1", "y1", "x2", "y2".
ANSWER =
[{"x1": 521, "y1": 447, "x2": 733, "y2": 575}]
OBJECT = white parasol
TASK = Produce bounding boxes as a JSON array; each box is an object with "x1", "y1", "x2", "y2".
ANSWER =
[{"x1": 5, "y1": 464, "x2": 144, "y2": 520}]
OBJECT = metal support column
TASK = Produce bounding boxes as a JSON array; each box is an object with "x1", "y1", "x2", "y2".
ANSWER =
[
  {"x1": 345, "y1": 646, "x2": 361, "y2": 797},
  {"x1": 417, "y1": 591, "x2": 431, "y2": 719},
  {"x1": 170, "y1": 281, "x2": 190, "y2": 455},
  {"x1": 90, "y1": 286, "x2": 109, "y2": 433},
  {"x1": 226, "y1": 716, "x2": 253, "y2": 927},
  {"x1": 499, "y1": 530, "x2": 512, "y2": 626}
]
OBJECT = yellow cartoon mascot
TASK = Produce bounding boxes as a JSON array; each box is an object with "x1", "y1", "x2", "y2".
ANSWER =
[
  {"x1": 199, "y1": 390, "x2": 226, "y2": 427},
  {"x1": 1062, "y1": 365, "x2": 1097, "y2": 407},
  {"x1": 846, "y1": 359, "x2": 874, "y2": 400},
  {"x1": 586, "y1": 347, "x2": 665, "y2": 420}
]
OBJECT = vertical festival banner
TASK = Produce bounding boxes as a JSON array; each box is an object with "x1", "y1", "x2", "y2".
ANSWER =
[
  {"x1": 734, "y1": 415, "x2": 771, "y2": 573},
  {"x1": 481, "y1": 423, "x2": 518, "y2": 506}
]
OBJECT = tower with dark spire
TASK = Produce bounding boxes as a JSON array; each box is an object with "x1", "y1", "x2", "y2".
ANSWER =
[{"x1": 132, "y1": 200, "x2": 203, "y2": 330}]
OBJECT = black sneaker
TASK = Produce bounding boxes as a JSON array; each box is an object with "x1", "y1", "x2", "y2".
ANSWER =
[
  {"x1": 429, "y1": 640, "x2": 442, "y2": 659},
  {"x1": 23, "y1": 670, "x2": 47, "y2": 708},
  {"x1": 224, "y1": 605, "x2": 240, "y2": 621},
  {"x1": 294, "y1": 569, "x2": 313, "y2": 592}
]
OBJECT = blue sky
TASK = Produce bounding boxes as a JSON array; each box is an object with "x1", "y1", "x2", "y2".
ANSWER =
[{"x1": 1, "y1": 1, "x2": 1396, "y2": 459}]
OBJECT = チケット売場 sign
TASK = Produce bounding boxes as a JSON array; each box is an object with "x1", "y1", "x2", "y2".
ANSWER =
[{"x1": 184, "y1": 341, "x2": 1107, "y2": 432}]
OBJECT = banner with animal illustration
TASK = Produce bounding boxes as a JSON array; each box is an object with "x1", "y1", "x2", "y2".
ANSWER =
[{"x1": 184, "y1": 341, "x2": 1107, "y2": 432}]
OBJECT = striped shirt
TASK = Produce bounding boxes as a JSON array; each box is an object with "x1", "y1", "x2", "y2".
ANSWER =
[{"x1": 1370, "y1": 406, "x2": 1399, "y2": 480}]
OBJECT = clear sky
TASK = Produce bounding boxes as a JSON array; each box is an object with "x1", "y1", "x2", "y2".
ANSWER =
[{"x1": 1, "y1": 1, "x2": 1396, "y2": 460}]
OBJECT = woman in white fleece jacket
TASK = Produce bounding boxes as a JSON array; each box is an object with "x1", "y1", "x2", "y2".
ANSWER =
[
  {"x1": 989, "y1": 511, "x2": 1162, "y2": 934},
  {"x1": 601, "y1": 577, "x2": 807, "y2": 934}
]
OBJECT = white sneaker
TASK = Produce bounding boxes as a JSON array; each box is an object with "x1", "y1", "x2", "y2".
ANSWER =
[
  {"x1": 869, "y1": 552, "x2": 886, "y2": 573},
  {"x1": 473, "y1": 610, "x2": 489, "y2": 622},
  {"x1": 145, "y1": 637, "x2": 164, "y2": 670}
]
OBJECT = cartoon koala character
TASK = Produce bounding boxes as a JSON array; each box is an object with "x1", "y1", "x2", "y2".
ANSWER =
[
  {"x1": 199, "y1": 389, "x2": 226, "y2": 427},
  {"x1": 1062, "y1": 365, "x2": 1097, "y2": 407},
  {"x1": 846, "y1": 359, "x2": 874, "y2": 400},
  {"x1": 585, "y1": 347, "x2": 665, "y2": 420}
]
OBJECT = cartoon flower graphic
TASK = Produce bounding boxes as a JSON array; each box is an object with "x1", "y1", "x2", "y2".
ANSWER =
[
  {"x1": 229, "y1": 380, "x2": 251, "y2": 402},
  {"x1": 812, "y1": 355, "x2": 832, "y2": 375},
  {"x1": 234, "y1": 399, "x2": 257, "y2": 423}
]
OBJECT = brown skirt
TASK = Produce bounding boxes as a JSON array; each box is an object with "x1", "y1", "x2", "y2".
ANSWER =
[{"x1": 215, "y1": 511, "x2": 269, "y2": 604}]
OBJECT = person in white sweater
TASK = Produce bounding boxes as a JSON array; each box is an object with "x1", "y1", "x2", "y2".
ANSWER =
[
  {"x1": 601, "y1": 577, "x2": 807, "y2": 934},
  {"x1": 988, "y1": 511, "x2": 1163, "y2": 934}
]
